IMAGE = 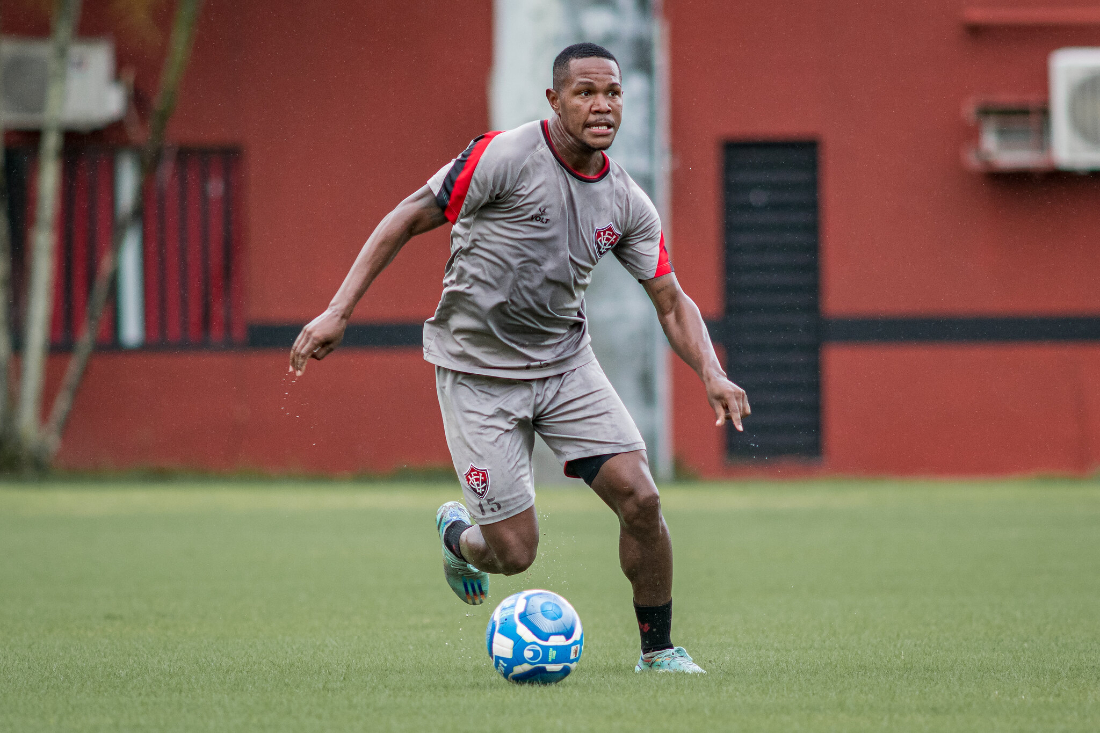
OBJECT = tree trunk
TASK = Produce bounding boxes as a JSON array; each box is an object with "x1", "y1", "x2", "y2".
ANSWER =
[
  {"x1": 0, "y1": 7, "x2": 16, "y2": 453},
  {"x1": 16, "y1": 0, "x2": 83, "y2": 462},
  {"x1": 40, "y1": 0, "x2": 205, "y2": 464}
]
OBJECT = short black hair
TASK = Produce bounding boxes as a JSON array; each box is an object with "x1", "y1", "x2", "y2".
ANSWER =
[{"x1": 552, "y1": 43, "x2": 620, "y2": 91}]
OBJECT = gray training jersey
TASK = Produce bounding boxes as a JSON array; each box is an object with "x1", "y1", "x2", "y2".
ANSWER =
[{"x1": 423, "y1": 119, "x2": 672, "y2": 379}]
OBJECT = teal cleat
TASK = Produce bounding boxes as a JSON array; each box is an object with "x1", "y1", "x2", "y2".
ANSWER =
[
  {"x1": 435, "y1": 501, "x2": 489, "y2": 605},
  {"x1": 634, "y1": 647, "x2": 706, "y2": 674}
]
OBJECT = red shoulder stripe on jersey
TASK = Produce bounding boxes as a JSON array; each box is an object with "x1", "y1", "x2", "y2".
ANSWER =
[
  {"x1": 653, "y1": 232, "x2": 673, "y2": 278},
  {"x1": 441, "y1": 131, "x2": 503, "y2": 223},
  {"x1": 434, "y1": 137, "x2": 480, "y2": 211}
]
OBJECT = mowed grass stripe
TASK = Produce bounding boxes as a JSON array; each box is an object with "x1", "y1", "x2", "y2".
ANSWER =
[{"x1": 1, "y1": 480, "x2": 1098, "y2": 732}]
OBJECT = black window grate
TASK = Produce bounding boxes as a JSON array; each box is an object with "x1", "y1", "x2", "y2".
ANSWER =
[
  {"x1": 3, "y1": 145, "x2": 245, "y2": 349},
  {"x1": 722, "y1": 142, "x2": 821, "y2": 459}
]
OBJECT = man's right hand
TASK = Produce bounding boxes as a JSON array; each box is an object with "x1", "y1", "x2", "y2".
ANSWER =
[
  {"x1": 287, "y1": 186, "x2": 447, "y2": 377},
  {"x1": 289, "y1": 309, "x2": 348, "y2": 375}
]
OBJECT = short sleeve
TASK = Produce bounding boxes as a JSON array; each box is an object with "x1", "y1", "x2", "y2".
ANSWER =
[
  {"x1": 613, "y1": 182, "x2": 673, "y2": 281},
  {"x1": 427, "y1": 131, "x2": 507, "y2": 223}
]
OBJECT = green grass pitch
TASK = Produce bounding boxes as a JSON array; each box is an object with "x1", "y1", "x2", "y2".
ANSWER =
[{"x1": 2, "y1": 478, "x2": 1099, "y2": 732}]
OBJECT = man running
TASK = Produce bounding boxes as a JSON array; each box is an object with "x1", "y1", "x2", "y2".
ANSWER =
[{"x1": 290, "y1": 43, "x2": 749, "y2": 674}]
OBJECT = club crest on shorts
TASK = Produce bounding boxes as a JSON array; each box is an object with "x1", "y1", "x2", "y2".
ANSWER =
[
  {"x1": 464, "y1": 464, "x2": 490, "y2": 497},
  {"x1": 593, "y1": 222, "x2": 621, "y2": 258}
]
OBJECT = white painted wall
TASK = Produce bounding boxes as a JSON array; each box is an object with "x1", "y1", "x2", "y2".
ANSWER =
[{"x1": 491, "y1": 0, "x2": 671, "y2": 483}]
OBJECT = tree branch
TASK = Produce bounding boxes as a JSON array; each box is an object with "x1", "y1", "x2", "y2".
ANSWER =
[
  {"x1": 40, "y1": 0, "x2": 205, "y2": 463},
  {"x1": 16, "y1": 0, "x2": 83, "y2": 455},
  {"x1": 0, "y1": 5, "x2": 16, "y2": 447}
]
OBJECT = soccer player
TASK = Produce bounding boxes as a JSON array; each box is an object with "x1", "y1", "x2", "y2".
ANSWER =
[{"x1": 290, "y1": 43, "x2": 750, "y2": 674}]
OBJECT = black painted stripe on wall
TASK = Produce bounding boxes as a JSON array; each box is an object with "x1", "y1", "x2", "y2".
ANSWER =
[
  {"x1": 825, "y1": 317, "x2": 1100, "y2": 342},
  {"x1": 247, "y1": 323, "x2": 423, "y2": 348},
  {"x1": 19, "y1": 317, "x2": 1096, "y2": 350},
  {"x1": 248, "y1": 316, "x2": 1100, "y2": 351},
  {"x1": 706, "y1": 316, "x2": 1100, "y2": 345}
]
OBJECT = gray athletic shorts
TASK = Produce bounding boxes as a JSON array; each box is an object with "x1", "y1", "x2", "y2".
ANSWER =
[{"x1": 435, "y1": 360, "x2": 646, "y2": 524}]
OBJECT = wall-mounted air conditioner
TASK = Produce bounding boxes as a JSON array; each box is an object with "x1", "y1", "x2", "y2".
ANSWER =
[
  {"x1": 0, "y1": 37, "x2": 126, "y2": 131},
  {"x1": 1050, "y1": 47, "x2": 1100, "y2": 171}
]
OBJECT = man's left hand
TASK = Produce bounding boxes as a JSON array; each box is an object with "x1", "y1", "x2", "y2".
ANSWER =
[{"x1": 706, "y1": 375, "x2": 751, "y2": 431}]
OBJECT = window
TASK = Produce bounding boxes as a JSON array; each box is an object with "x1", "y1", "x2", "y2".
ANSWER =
[
  {"x1": 4, "y1": 146, "x2": 245, "y2": 348},
  {"x1": 967, "y1": 100, "x2": 1052, "y2": 172},
  {"x1": 721, "y1": 142, "x2": 822, "y2": 459}
]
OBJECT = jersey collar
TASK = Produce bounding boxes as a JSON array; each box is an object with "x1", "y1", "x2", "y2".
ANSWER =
[{"x1": 541, "y1": 120, "x2": 611, "y2": 183}]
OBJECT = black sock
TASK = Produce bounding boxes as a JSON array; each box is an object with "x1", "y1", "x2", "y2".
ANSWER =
[
  {"x1": 634, "y1": 600, "x2": 673, "y2": 654},
  {"x1": 443, "y1": 520, "x2": 471, "y2": 561}
]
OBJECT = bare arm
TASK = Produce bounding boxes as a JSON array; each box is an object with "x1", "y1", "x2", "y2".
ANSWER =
[
  {"x1": 289, "y1": 186, "x2": 447, "y2": 374},
  {"x1": 642, "y1": 273, "x2": 751, "y2": 430}
]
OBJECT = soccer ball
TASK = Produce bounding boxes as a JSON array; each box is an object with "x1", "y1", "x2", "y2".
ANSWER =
[{"x1": 485, "y1": 589, "x2": 584, "y2": 684}]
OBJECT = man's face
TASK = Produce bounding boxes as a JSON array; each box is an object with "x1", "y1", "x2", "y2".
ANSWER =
[{"x1": 549, "y1": 57, "x2": 623, "y2": 150}]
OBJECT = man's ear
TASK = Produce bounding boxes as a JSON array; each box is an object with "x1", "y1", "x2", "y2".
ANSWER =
[{"x1": 545, "y1": 87, "x2": 560, "y2": 113}]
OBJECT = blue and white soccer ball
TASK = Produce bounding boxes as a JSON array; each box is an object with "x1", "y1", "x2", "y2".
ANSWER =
[{"x1": 485, "y1": 589, "x2": 584, "y2": 684}]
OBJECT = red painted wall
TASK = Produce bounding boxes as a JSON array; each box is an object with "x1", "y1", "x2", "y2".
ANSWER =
[
  {"x1": 665, "y1": 0, "x2": 1100, "y2": 476},
  {"x1": 51, "y1": 349, "x2": 449, "y2": 474},
  {"x1": 6, "y1": 0, "x2": 489, "y2": 473},
  {"x1": 8, "y1": 0, "x2": 1100, "y2": 475},
  {"x1": 7, "y1": 0, "x2": 490, "y2": 325}
]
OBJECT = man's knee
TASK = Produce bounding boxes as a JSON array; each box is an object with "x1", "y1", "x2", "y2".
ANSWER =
[
  {"x1": 496, "y1": 543, "x2": 537, "y2": 575},
  {"x1": 619, "y1": 486, "x2": 662, "y2": 530},
  {"x1": 478, "y1": 506, "x2": 539, "y2": 575}
]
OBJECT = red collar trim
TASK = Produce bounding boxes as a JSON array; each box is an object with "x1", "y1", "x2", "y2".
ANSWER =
[{"x1": 541, "y1": 120, "x2": 611, "y2": 182}]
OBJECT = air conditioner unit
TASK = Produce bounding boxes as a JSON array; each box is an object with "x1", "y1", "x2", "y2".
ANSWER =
[
  {"x1": 0, "y1": 37, "x2": 126, "y2": 131},
  {"x1": 1050, "y1": 47, "x2": 1100, "y2": 170}
]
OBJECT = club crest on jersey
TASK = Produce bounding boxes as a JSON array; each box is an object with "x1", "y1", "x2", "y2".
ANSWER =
[
  {"x1": 593, "y1": 222, "x2": 621, "y2": 258},
  {"x1": 464, "y1": 465, "x2": 490, "y2": 497}
]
